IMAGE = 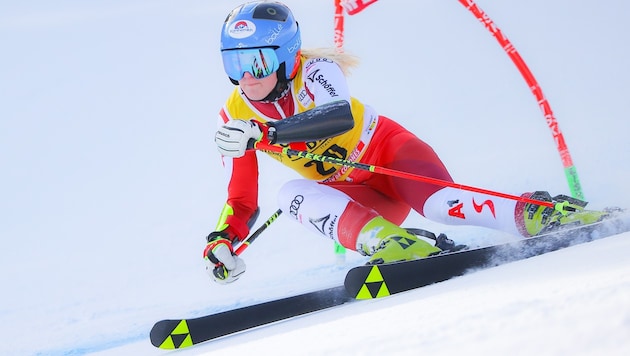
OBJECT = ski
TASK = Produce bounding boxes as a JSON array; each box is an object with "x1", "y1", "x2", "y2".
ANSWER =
[
  {"x1": 150, "y1": 286, "x2": 352, "y2": 349},
  {"x1": 150, "y1": 210, "x2": 629, "y2": 349},
  {"x1": 345, "y1": 211, "x2": 630, "y2": 299}
]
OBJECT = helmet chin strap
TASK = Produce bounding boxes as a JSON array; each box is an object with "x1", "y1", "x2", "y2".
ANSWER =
[{"x1": 259, "y1": 79, "x2": 290, "y2": 102}]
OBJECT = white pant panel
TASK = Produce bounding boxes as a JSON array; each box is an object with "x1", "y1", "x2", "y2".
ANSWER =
[
  {"x1": 422, "y1": 187, "x2": 521, "y2": 236},
  {"x1": 278, "y1": 179, "x2": 352, "y2": 243}
]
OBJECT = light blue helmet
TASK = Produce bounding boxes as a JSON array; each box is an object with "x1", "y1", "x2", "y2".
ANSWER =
[{"x1": 221, "y1": 1, "x2": 301, "y2": 83}]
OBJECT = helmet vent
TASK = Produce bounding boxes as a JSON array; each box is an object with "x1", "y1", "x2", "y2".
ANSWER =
[{"x1": 253, "y1": 3, "x2": 289, "y2": 21}]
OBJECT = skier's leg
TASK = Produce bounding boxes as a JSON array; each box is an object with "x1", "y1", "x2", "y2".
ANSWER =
[
  {"x1": 277, "y1": 179, "x2": 440, "y2": 261},
  {"x1": 422, "y1": 187, "x2": 521, "y2": 236},
  {"x1": 365, "y1": 119, "x2": 604, "y2": 237}
]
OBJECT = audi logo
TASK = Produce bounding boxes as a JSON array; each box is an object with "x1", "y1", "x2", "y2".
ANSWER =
[{"x1": 289, "y1": 195, "x2": 304, "y2": 219}]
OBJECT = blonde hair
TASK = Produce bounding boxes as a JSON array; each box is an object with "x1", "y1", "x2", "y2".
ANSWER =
[{"x1": 301, "y1": 48, "x2": 360, "y2": 76}]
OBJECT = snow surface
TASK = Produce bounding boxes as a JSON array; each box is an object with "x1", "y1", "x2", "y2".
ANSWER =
[{"x1": 1, "y1": 1, "x2": 629, "y2": 355}]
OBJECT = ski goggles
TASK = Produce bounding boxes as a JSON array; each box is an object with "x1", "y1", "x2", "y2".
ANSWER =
[{"x1": 221, "y1": 47, "x2": 280, "y2": 81}]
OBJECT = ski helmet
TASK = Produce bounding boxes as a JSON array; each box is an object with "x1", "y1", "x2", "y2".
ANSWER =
[{"x1": 220, "y1": 1, "x2": 302, "y2": 83}]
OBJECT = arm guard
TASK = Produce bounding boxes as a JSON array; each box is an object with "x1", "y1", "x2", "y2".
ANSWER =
[{"x1": 266, "y1": 100, "x2": 354, "y2": 144}]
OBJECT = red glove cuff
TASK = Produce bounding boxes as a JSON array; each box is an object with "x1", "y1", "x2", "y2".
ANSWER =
[{"x1": 251, "y1": 120, "x2": 270, "y2": 145}]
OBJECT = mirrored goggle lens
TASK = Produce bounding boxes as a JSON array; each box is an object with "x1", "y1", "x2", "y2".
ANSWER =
[{"x1": 222, "y1": 48, "x2": 280, "y2": 80}]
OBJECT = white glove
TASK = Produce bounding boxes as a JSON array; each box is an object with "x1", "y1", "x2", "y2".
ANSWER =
[
  {"x1": 204, "y1": 234, "x2": 246, "y2": 284},
  {"x1": 215, "y1": 120, "x2": 263, "y2": 158}
]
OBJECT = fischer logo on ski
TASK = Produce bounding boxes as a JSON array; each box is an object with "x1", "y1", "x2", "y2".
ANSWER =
[
  {"x1": 354, "y1": 265, "x2": 390, "y2": 299},
  {"x1": 153, "y1": 320, "x2": 192, "y2": 349}
]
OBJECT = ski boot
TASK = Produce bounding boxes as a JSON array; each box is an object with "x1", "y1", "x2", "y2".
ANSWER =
[
  {"x1": 356, "y1": 217, "x2": 441, "y2": 264},
  {"x1": 404, "y1": 228, "x2": 468, "y2": 256},
  {"x1": 522, "y1": 191, "x2": 609, "y2": 236}
]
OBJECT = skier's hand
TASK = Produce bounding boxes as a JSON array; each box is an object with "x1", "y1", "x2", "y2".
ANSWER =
[
  {"x1": 215, "y1": 119, "x2": 263, "y2": 158},
  {"x1": 204, "y1": 231, "x2": 246, "y2": 284}
]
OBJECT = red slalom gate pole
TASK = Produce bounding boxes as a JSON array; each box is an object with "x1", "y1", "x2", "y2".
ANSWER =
[
  {"x1": 458, "y1": 0, "x2": 584, "y2": 200},
  {"x1": 334, "y1": 0, "x2": 345, "y2": 52},
  {"x1": 333, "y1": 0, "x2": 347, "y2": 260}
]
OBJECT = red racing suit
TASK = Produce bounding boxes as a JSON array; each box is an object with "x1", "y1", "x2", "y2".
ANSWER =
[{"x1": 216, "y1": 55, "x2": 453, "y2": 240}]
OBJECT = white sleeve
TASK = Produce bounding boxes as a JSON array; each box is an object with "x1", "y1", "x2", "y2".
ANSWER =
[{"x1": 303, "y1": 58, "x2": 352, "y2": 106}]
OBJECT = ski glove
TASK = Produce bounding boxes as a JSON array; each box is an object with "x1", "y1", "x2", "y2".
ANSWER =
[
  {"x1": 204, "y1": 231, "x2": 246, "y2": 284},
  {"x1": 215, "y1": 119, "x2": 263, "y2": 158}
]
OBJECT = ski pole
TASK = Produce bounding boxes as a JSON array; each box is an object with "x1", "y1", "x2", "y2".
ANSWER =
[
  {"x1": 234, "y1": 209, "x2": 282, "y2": 256},
  {"x1": 254, "y1": 142, "x2": 559, "y2": 210}
]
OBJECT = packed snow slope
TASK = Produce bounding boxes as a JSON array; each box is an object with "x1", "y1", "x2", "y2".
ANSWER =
[{"x1": 0, "y1": 1, "x2": 628, "y2": 355}]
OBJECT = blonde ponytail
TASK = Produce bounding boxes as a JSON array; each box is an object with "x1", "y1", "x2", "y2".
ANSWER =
[{"x1": 301, "y1": 48, "x2": 360, "y2": 76}]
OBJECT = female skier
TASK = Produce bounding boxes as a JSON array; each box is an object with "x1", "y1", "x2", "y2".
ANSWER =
[{"x1": 205, "y1": 1, "x2": 600, "y2": 283}]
